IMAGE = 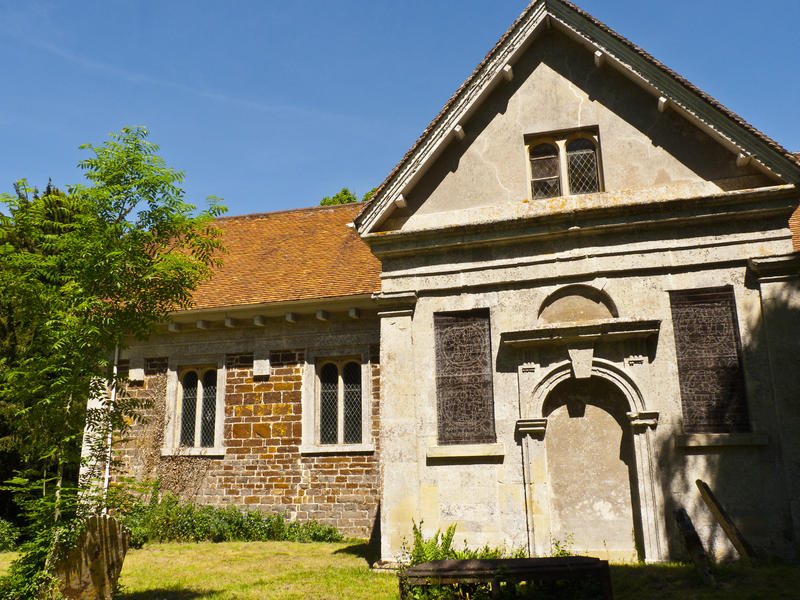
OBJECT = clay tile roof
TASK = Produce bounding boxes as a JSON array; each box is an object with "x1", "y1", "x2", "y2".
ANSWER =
[{"x1": 189, "y1": 203, "x2": 381, "y2": 311}]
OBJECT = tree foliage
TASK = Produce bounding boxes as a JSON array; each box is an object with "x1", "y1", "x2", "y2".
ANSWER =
[
  {"x1": 0, "y1": 126, "x2": 226, "y2": 597},
  {"x1": 320, "y1": 186, "x2": 376, "y2": 205}
]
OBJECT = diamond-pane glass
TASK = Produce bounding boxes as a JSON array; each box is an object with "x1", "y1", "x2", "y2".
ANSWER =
[
  {"x1": 180, "y1": 371, "x2": 198, "y2": 446},
  {"x1": 319, "y1": 363, "x2": 338, "y2": 444},
  {"x1": 567, "y1": 139, "x2": 599, "y2": 194},
  {"x1": 342, "y1": 362, "x2": 362, "y2": 444},
  {"x1": 532, "y1": 178, "x2": 560, "y2": 199},
  {"x1": 200, "y1": 370, "x2": 216, "y2": 447}
]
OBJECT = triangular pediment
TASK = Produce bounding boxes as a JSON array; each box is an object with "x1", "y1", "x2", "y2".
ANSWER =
[{"x1": 355, "y1": 0, "x2": 800, "y2": 235}]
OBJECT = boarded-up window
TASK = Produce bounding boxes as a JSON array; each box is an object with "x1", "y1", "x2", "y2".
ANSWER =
[
  {"x1": 669, "y1": 287, "x2": 749, "y2": 433},
  {"x1": 434, "y1": 309, "x2": 496, "y2": 445}
]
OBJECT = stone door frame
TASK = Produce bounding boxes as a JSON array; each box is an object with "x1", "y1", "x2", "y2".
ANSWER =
[{"x1": 518, "y1": 357, "x2": 666, "y2": 562}]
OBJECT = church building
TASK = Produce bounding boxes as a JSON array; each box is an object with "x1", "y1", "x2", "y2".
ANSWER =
[{"x1": 112, "y1": 0, "x2": 800, "y2": 564}]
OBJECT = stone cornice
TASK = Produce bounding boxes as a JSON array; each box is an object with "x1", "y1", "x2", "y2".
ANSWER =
[
  {"x1": 747, "y1": 253, "x2": 800, "y2": 282},
  {"x1": 362, "y1": 186, "x2": 797, "y2": 258},
  {"x1": 500, "y1": 318, "x2": 661, "y2": 348},
  {"x1": 168, "y1": 293, "x2": 377, "y2": 321}
]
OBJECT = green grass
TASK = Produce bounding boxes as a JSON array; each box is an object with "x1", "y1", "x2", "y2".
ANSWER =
[
  {"x1": 117, "y1": 541, "x2": 396, "y2": 600},
  {"x1": 2, "y1": 544, "x2": 800, "y2": 599},
  {"x1": 0, "y1": 551, "x2": 17, "y2": 576}
]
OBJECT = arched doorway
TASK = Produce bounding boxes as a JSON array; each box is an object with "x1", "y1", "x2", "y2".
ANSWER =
[{"x1": 542, "y1": 376, "x2": 641, "y2": 560}]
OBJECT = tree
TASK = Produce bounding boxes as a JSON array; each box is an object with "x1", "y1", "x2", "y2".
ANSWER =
[
  {"x1": 0, "y1": 127, "x2": 225, "y2": 597},
  {"x1": 320, "y1": 186, "x2": 377, "y2": 205}
]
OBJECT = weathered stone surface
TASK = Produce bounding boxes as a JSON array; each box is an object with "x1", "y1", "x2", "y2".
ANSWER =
[{"x1": 54, "y1": 515, "x2": 130, "y2": 600}]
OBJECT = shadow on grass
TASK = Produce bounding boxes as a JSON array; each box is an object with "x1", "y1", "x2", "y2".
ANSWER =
[
  {"x1": 116, "y1": 588, "x2": 221, "y2": 600},
  {"x1": 609, "y1": 562, "x2": 800, "y2": 600},
  {"x1": 334, "y1": 541, "x2": 380, "y2": 566}
]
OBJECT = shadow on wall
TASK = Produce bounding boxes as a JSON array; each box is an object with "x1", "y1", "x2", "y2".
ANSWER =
[{"x1": 655, "y1": 274, "x2": 800, "y2": 562}]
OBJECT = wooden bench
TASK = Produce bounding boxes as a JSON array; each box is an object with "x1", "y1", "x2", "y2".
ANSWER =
[{"x1": 399, "y1": 556, "x2": 613, "y2": 599}]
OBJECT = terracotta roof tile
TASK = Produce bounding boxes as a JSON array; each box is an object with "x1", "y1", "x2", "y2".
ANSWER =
[{"x1": 190, "y1": 203, "x2": 381, "y2": 311}]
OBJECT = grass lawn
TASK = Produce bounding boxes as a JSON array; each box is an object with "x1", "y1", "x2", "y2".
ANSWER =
[
  {"x1": 116, "y1": 540, "x2": 397, "y2": 600},
  {"x1": 3, "y1": 543, "x2": 800, "y2": 599}
]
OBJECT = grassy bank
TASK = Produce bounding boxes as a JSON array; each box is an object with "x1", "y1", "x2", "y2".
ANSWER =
[{"x1": 3, "y1": 543, "x2": 800, "y2": 599}]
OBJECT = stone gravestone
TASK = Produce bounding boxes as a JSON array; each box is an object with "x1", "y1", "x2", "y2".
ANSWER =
[{"x1": 54, "y1": 514, "x2": 130, "y2": 600}]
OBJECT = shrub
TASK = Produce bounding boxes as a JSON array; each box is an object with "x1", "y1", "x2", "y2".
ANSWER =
[
  {"x1": 404, "y1": 521, "x2": 526, "y2": 567},
  {"x1": 116, "y1": 490, "x2": 343, "y2": 548},
  {"x1": 399, "y1": 521, "x2": 528, "y2": 600},
  {"x1": 0, "y1": 518, "x2": 20, "y2": 552}
]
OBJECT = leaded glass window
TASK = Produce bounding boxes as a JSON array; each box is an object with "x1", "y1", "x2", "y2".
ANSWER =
[
  {"x1": 527, "y1": 131, "x2": 603, "y2": 200},
  {"x1": 434, "y1": 309, "x2": 496, "y2": 445},
  {"x1": 530, "y1": 143, "x2": 561, "y2": 199},
  {"x1": 319, "y1": 363, "x2": 339, "y2": 444},
  {"x1": 179, "y1": 367, "x2": 218, "y2": 448},
  {"x1": 669, "y1": 287, "x2": 749, "y2": 434},
  {"x1": 200, "y1": 370, "x2": 217, "y2": 447},
  {"x1": 317, "y1": 359, "x2": 363, "y2": 445},
  {"x1": 567, "y1": 138, "x2": 600, "y2": 194},
  {"x1": 343, "y1": 362, "x2": 362, "y2": 444},
  {"x1": 180, "y1": 371, "x2": 198, "y2": 446}
]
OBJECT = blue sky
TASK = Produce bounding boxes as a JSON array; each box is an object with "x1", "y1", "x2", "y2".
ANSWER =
[{"x1": 1, "y1": 0, "x2": 798, "y2": 216}]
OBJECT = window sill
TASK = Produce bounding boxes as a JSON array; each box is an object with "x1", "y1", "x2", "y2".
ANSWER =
[
  {"x1": 299, "y1": 443, "x2": 375, "y2": 456},
  {"x1": 426, "y1": 442, "x2": 505, "y2": 459},
  {"x1": 675, "y1": 433, "x2": 769, "y2": 449},
  {"x1": 161, "y1": 446, "x2": 226, "y2": 457}
]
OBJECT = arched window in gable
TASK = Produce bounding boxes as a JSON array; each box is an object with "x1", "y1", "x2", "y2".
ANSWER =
[{"x1": 530, "y1": 143, "x2": 561, "y2": 199}]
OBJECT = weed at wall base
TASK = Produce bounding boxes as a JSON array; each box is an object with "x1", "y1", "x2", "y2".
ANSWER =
[{"x1": 116, "y1": 489, "x2": 343, "y2": 547}]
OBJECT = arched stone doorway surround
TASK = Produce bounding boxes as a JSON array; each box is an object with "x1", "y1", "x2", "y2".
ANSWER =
[
  {"x1": 500, "y1": 297, "x2": 666, "y2": 561},
  {"x1": 525, "y1": 358, "x2": 665, "y2": 562}
]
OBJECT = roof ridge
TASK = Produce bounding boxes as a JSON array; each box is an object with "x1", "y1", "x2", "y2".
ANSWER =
[{"x1": 216, "y1": 201, "x2": 363, "y2": 222}]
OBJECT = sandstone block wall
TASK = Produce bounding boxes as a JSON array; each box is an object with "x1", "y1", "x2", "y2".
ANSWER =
[{"x1": 114, "y1": 347, "x2": 381, "y2": 539}]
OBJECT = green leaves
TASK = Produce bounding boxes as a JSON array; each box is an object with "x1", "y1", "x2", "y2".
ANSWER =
[
  {"x1": 320, "y1": 186, "x2": 377, "y2": 205},
  {"x1": 0, "y1": 126, "x2": 227, "y2": 557}
]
